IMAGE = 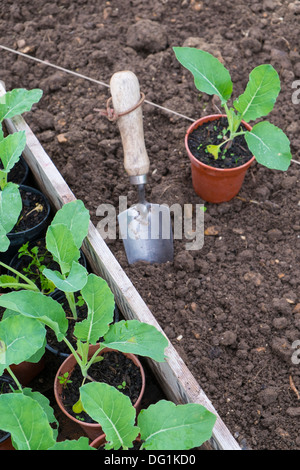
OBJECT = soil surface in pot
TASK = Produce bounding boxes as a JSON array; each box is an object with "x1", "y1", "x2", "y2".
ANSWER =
[
  {"x1": 188, "y1": 117, "x2": 253, "y2": 169},
  {"x1": 11, "y1": 187, "x2": 49, "y2": 234},
  {"x1": 59, "y1": 350, "x2": 143, "y2": 423},
  {"x1": 2, "y1": 0, "x2": 300, "y2": 451}
]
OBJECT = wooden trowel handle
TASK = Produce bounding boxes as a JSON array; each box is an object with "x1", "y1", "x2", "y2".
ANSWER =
[{"x1": 110, "y1": 71, "x2": 150, "y2": 181}]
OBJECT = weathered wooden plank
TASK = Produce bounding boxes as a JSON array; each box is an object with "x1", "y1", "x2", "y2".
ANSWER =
[{"x1": 0, "y1": 82, "x2": 240, "y2": 450}]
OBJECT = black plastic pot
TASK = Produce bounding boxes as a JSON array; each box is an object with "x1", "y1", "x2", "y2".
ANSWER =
[
  {"x1": 0, "y1": 185, "x2": 51, "y2": 265},
  {"x1": 8, "y1": 157, "x2": 30, "y2": 186}
]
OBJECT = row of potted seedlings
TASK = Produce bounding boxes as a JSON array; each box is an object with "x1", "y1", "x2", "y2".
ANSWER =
[{"x1": 0, "y1": 87, "x2": 216, "y2": 450}]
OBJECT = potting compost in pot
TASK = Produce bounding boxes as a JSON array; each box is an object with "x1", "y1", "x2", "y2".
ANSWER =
[{"x1": 1, "y1": 0, "x2": 300, "y2": 451}]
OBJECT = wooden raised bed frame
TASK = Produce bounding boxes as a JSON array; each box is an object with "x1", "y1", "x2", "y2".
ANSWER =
[{"x1": 0, "y1": 82, "x2": 240, "y2": 451}]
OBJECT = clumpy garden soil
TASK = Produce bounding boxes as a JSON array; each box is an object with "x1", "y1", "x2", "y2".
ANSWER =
[{"x1": 1, "y1": 0, "x2": 300, "y2": 450}]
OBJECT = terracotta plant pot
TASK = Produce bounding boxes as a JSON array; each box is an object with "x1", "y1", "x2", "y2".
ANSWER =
[
  {"x1": 54, "y1": 345, "x2": 146, "y2": 441},
  {"x1": 89, "y1": 433, "x2": 106, "y2": 449},
  {"x1": 0, "y1": 432, "x2": 14, "y2": 451},
  {"x1": 185, "y1": 114, "x2": 255, "y2": 203},
  {"x1": 8, "y1": 356, "x2": 46, "y2": 387},
  {"x1": 90, "y1": 433, "x2": 141, "y2": 450}
]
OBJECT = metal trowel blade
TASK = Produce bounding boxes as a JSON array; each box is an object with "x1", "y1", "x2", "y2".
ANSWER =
[{"x1": 118, "y1": 203, "x2": 173, "y2": 265}]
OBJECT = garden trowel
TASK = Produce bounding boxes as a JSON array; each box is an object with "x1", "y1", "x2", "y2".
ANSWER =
[{"x1": 110, "y1": 71, "x2": 173, "y2": 265}]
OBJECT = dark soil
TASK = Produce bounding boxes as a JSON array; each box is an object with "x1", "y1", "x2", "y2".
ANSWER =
[
  {"x1": 187, "y1": 117, "x2": 253, "y2": 168},
  {"x1": 1, "y1": 0, "x2": 300, "y2": 450},
  {"x1": 59, "y1": 350, "x2": 143, "y2": 423},
  {"x1": 12, "y1": 186, "x2": 49, "y2": 234}
]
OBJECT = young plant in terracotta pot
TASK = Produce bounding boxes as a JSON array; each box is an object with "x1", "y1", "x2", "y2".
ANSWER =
[
  {"x1": 0, "y1": 272, "x2": 168, "y2": 441},
  {"x1": 173, "y1": 47, "x2": 292, "y2": 203},
  {"x1": 0, "y1": 88, "x2": 50, "y2": 260},
  {"x1": 80, "y1": 382, "x2": 216, "y2": 450}
]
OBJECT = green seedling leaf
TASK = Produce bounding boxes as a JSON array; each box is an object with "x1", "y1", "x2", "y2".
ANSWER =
[
  {"x1": 0, "y1": 182, "x2": 22, "y2": 233},
  {"x1": 43, "y1": 261, "x2": 88, "y2": 293},
  {"x1": 80, "y1": 382, "x2": 139, "y2": 450},
  {"x1": 226, "y1": 106, "x2": 242, "y2": 134},
  {"x1": 0, "y1": 290, "x2": 68, "y2": 341},
  {"x1": 74, "y1": 273, "x2": 115, "y2": 344},
  {"x1": 72, "y1": 398, "x2": 84, "y2": 414},
  {"x1": 102, "y1": 319, "x2": 168, "y2": 362},
  {"x1": 0, "y1": 275, "x2": 20, "y2": 288},
  {"x1": 0, "y1": 315, "x2": 46, "y2": 375},
  {"x1": 58, "y1": 372, "x2": 72, "y2": 388},
  {"x1": 90, "y1": 354, "x2": 104, "y2": 365},
  {"x1": 21, "y1": 388, "x2": 58, "y2": 440},
  {"x1": 0, "y1": 224, "x2": 10, "y2": 252},
  {"x1": 0, "y1": 393, "x2": 56, "y2": 450},
  {"x1": 50, "y1": 199, "x2": 90, "y2": 249},
  {"x1": 138, "y1": 400, "x2": 216, "y2": 450},
  {"x1": 0, "y1": 88, "x2": 43, "y2": 122},
  {"x1": 48, "y1": 436, "x2": 95, "y2": 450},
  {"x1": 0, "y1": 131, "x2": 26, "y2": 175},
  {"x1": 0, "y1": 339, "x2": 6, "y2": 365},
  {"x1": 206, "y1": 144, "x2": 220, "y2": 160},
  {"x1": 173, "y1": 47, "x2": 232, "y2": 105},
  {"x1": 233, "y1": 64, "x2": 280, "y2": 122},
  {"x1": 76, "y1": 340, "x2": 90, "y2": 362},
  {"x1": 245, "y1": 121, "x2": 292, "y2": 171},
  {"x1": 46, "y1": 223, "x2": 80, "y2": 275},
  {"x1": 25, "y1": 337, "x2": 47, "y2": 365}
]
